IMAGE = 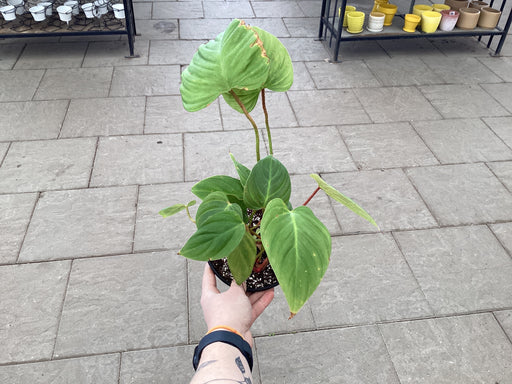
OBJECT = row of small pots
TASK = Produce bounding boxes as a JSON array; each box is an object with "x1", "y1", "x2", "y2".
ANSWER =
[
  {"x1": 0, "y1": 0, "x2": 125, "y2": 22},
  {"x1": 415, "y1": 2, "x2": 501, "y2": 30}
]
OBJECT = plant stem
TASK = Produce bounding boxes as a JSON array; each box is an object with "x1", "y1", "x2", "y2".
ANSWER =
[
  {"x1": 303, "y1": 187, "x2": 321, "y2": 206},
  {"x1": 186, "y1": 205, "x2": 196, "y2": 224},
  {"x1": 229, "y1": 90, "x2": 260, "y2": 161},
  {"x1": 261, "y1": 89, "x2": 273, "y2": 155}
]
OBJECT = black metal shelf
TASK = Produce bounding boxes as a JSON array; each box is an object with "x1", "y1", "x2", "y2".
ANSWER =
[
  {"x1": 319, "y1": 0, "x2": 512, "y2": 61},
  {"x1": 0, "y1": 0, "x2": 137, "y2": 56}
]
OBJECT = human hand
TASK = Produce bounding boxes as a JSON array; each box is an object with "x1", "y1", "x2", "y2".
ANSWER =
[{"x1": 200, "y1": 263, "x2": 275, "y2": 347}]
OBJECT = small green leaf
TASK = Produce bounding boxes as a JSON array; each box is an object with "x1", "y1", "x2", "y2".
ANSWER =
[
  {"x1": 244, "y1": 156, "x2": 291, "y2": 209},
  {"x1": 159, "y1": 201, "x2": 196, "y2": 218},
  {"x1": 260, "y1": 198, "x2": 331, "y2": 316},
  {"x1": 230, "y1": 153, "x2": 251, "y2": 186},
  {"x1": 192, "y1": 176, "x2": 244, "y2": 202},
  {"x1": 179, "y1": 211, "x2": 246, "y2": 261},
  {"x1": 310, "y1": 174, "x2": 378, "y2": 228},
  {"x1": 227, "y1": 231, "x2": 258, "y2": 284},
  {"x1": 196, "y1": 191, "x2": 243, "y2": 228}
]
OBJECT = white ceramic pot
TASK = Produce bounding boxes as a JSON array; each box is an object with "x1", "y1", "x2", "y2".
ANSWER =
[
  {"x1": 439, "y1": 9, "x2": 459, "y2": 30},
  {"x1": 81, "y1": 2, "x2": 96, "y2": 17},
  {"x1": 93, "y1": 0, "x2": 108, "y2": 15},
  {"x1": 0, "y1": 4, "x2": 16, "y2": 20},
  {"x1": 56, "y1": 4, "x2": 72, "y2": 21},
  {"x1": 39, "y1": 1, "x2": 52, "y2": 15},
  {"x1": 29, "y1": 4, "x2": 45, "y2": 20},
  {"x1": 112, "y1": 3, "x2": 124, "y2": 18},
  {"x1": 367, "y1": 11, "x2": 385, "y2": 32},
  {"x1": 64, "y1": 0, "x2": 78, "y2": 15}
]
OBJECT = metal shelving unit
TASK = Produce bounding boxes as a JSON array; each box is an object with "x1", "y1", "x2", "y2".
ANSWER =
[
  {"x1": 319, "y1": 0, "x2": 512, "y2": 61},
  {"x1": 0, "y1": 0, "x2": 137, "y2": 57}
]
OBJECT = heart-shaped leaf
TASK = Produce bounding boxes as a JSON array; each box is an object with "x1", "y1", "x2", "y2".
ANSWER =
[
  {"x1": 179, "y1": 211, "x2": 246, "y2": 261},
  {"x1": 227, "y1": 230, "x2": 258, "y2": 284},
  {"x1": 196, "y1": 191, "x2": 243, "y2": 227},
  {"x1": 180, "y1": 19, "x2": 270, "y2": 112},
  {"x1": 230, "y1": 153, "x2": 251, "y2": 186},
  {"x1": 310, "y1": 174, "x2": 378, "y2": 228},
  {"x1": 260, "y1": 198, "x2": 331, "y2": 316},
  {"x1": 192, "y1": 175, "x2": 244, "y2": 202},
  {"x1": 159, "y1": 200, "x2": 196, "y2": 218},
  {"x1": 244, "y1": 156, "x2": 291, "y2": 209}
]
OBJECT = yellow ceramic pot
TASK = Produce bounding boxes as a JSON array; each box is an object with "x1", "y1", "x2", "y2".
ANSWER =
[
  {"x1": 372, "y1": 0, "x2": 389, "y2": 13},
  {"x1": 377, "y1": 3, "x2": 398, "y2": 26},
  {"x1": 341, "y1": 5, "x2": 357, "y2": 28},
  {"x1": 413, "y1": 4, "x2": 433, "y2": 16},
  {"x1": 421, "y1": 10, "x2": 442, "y2": 32},
  {"x1": 403, "y1": 13, "x2": 421, "y2": 32},
  {"x1": 432, "y1": 3, "x2": 451, "y2": 12},
  {"x1": 346, "y1": 11, "x2": 365, "y2": 33}
]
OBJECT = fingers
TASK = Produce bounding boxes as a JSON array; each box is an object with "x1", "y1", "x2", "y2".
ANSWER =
[
  {"x1": 250, "y1": 288, "x2": 274, "y2": 320},
  {"x1": 201, "y1": 263, "x2": 220, "y2": 297}
]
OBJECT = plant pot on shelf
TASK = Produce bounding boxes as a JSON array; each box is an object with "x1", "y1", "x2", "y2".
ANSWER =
[
  {"x1": 421, "y1": 10, "x2": 442, "y2": 32},
  {"x1": 368, "y1": 11, "x2": 385, "y2": 32},
  {"x1": 377, "y1": 3, "x2": 397, "y2": 26},
  {"x1": 445, "y1": 0, "x2": 470, "y2": 11},
  {"x1": 439, "y1": 9, "x2": 459, "y2": 31},
  {"x1": 29, "y1": 4, "x2": 45, "y2": 20},
  {"x1": 413, "y1": 4, "x2": 433, "y2": 16},
  {"x1": 433, "y1": 3, "x2": 451, "y2": 12},
  {"x1": 346, "y1": 11, "x2": 365, "y2": 33},
  {"x1": 469, "y1": 1, "x2": 488, "y2": 10},
  {"x1": 456, "y1": 7, "x2": 480, "y2": 29},
  {"x1": 372, "y1": 0, "x2": 388, "y2": 12},
  {"x1": 478, "y1": 7, "x2": 501, "y2": 28},
  {"x1": 403, "y1": 13, "x2": 421, "y2": 32},
  {"x1": 340, "y1": 5, "x2": 356, "y2": 28},
  {"x1": 0, "y1": 5, "x2": 16, "y2": 20}
]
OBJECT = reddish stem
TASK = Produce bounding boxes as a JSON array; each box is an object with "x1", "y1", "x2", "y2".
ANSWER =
[
  {"x1": 252, "y1": 256, "x2": 269, "y2": 273},
  {"x1": 303, "y1": 187, "x2": 321, "y2": 206}
]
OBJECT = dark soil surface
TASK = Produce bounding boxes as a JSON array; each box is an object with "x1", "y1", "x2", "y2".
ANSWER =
[{"x1": 209, "y1": 257, "x2": 279, "y2": 292}]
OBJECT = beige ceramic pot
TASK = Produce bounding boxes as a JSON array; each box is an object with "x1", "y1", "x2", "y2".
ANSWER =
[
  {"x1": 445, "y1": 0, "x2": 470, "y2": 11},
  {"x1": 478, "y1": 6, "x2": 501, "y2": 28},
  {"x1": 469, "y1": 1, "x2": 488, "y2": 10},
  {"x1": 456, "y1": 7, "x2": 480, "y2": 29}
]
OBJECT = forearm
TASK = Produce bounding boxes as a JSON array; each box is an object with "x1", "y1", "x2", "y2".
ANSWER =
[{"x1": 190, "y1": 342, "x2": 253, "y2": 384}]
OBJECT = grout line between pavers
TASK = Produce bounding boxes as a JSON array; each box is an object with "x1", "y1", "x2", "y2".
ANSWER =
[
  {"x1": 484, "y1": 161, "x2": 512, "y2": 194},
  {"x1": 51, "y1": 259, "x2": 74, "y2": 360},
  {"x1": 0, "y1": 141, "x2": 10, "y2": 168},
  {"x1": 117, "y1": 352, "x2": 123, "y2": 384},
  {"x1": 14, "y1": 191, "x2": 40, "y2": 264},
  {"x1": 492, "y1": 311, "x2": 512, "y2": 347},
  {"x1": 142, "y1": 95, "x2": 148, "y2": 135},
  {"x1": 478, "y1": 81, "x2": 512, "y2": 115},
  {"x1": 376, "y1": 324, "x2": 403, "y2": 384},
  {"x1": 486, "y1": 223, "x2": 512, "y2": 260},
  {"x1": 57, "y1": 99, "x2": 72, "y2": 139},
  {"x1": 481, "y1": 116, "x2": 512, "y2": 153},
  {"x1": 408, "y1": 120, "x2": 443, "y2": 165},
  {"x1": 87, "y1": 137, "x2": 100, "y2": 188},
  {"x1": 131, "y1": 185, "x2": 140, "y2": 254}
]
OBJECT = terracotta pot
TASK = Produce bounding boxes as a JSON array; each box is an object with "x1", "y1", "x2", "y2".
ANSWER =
[
  {"x1": 445, "y1": 0, "x2": 470, "y2": 11},
  {"x1": 456, "y1": 7, "x2": 480, "y2": 29},
  {"x1": 478, "y1": 6, "x2": 501, "y2": 28},
  {"x1": 439, "y1": 9, "x2": 459, "y2": 31},
  {"x1": 469, "y1": 1, "x2": 488, "y2": 10}
]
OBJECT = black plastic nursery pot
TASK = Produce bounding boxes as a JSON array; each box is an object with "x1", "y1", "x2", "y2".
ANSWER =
[{"x1": 208, "y1": 256, "x2": 279, "y2": 292}]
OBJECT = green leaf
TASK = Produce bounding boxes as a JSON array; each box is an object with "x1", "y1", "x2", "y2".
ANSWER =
[
  {"x1": 179, "y1": 211, "x2": 246, "y2": 261},
  {"x1": 227, "y1": 231, "x2": 258, "y2": 285},
  {"x1": 222, "y1": 88, "x2": 261, "y2": 114},
  {"x1": 253, "y1": 27, "x2": 293, "y2": 92},
  {"x1": 230, "y1": 153, "x2": 251, "y2": 186},
  {"x1": 192, "y1": 176, "x2": 244, "y2": 202},
  {"x1": 180, "y1": 19, "x2": 270, "y2": 112},
  {"x1": 310, "y1": 174, "x2": 378, "y2": 228},
  {"x1": 260, "y1": 199, "x2": 331, "y2": 316},
  {"x1": 196, "y1": 191, "x2": 243, "y2": 228},
  {"x1": 244, "y1": 156, "x2": 291, "y2": 209},
  {"x1": 159, "y1": 201, "x2": 196, "y2": 218}
]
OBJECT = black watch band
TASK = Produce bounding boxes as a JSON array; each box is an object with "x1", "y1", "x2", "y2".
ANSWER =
[{"x1": 193, "y1": 330, "x2": 253, "y2": 372}]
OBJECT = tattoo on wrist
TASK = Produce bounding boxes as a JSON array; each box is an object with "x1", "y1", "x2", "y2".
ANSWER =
[
  {"x1": 197, "y1": 360, "x2": 217, "y2": 371},
  {"x1": 199, "y1": 356, "x2": 252, "y2": 384}
]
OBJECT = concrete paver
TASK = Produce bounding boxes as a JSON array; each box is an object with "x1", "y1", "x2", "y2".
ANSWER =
[{"x1": 1, "y1": 0, "x2": 512, "y2": 382}]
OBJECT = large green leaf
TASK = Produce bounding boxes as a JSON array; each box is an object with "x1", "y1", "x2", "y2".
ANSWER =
[
  {"x1": 179, "y1": 211, "x2": 246, "y2": 261},
  {"x1": 227, "y1": 230, "x2": 258, "y2": 284},
  {"x1": 180, "y1": 19, "x2": 270, "y2": 112},
  {"x1": 222, "y1": 88, "x2": 261, "y2": 114},
  {"x1": 230, "y1": 153, "x2": 251, "y2": 186},
  {"x1": 192, "y1": 176, "x2": 244, "y2": 202},
  {"x1": 253, "y1": 27, "x2": 293, "y2": 92},
  {"x1": 260, "y1": 198, "x2": 331, "y2": 316},
  {"x1": 159, "y1": 200, "x2": 196, "y2": 218},
  {"x1": 196, "y1": 191, "x2": 243, "y2": 228},
  {"x1": 244, "y1": 156, "x2": 291, "y2": 209},
  {"x1": 310, "y1": 174, "x2": 378, "y2": 228}
]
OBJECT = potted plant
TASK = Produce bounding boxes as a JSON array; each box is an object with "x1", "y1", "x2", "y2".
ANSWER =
[{"x1": 160, "y1": 19, "x2": 377, "y2": 318}]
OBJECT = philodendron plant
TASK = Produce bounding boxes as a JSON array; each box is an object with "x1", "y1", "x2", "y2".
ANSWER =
[{"x1": 161, "y1": 19, "x2": 377, "y2": 318}]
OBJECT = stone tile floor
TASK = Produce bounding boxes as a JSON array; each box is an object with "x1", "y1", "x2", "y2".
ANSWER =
[{"x1": 1, "y1": 0, "x2": 512, "y2": 382}]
